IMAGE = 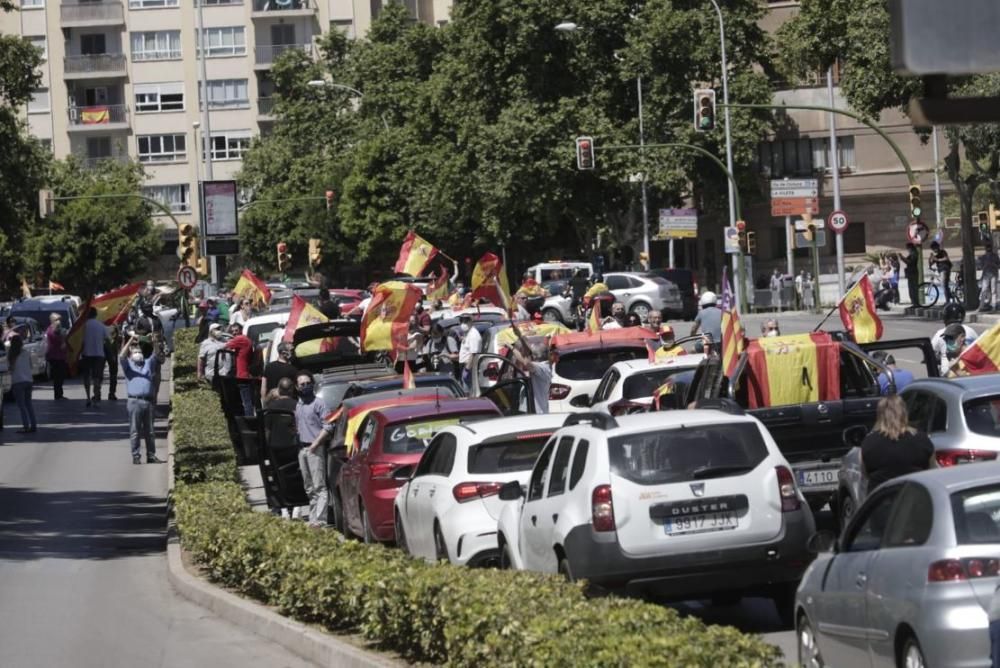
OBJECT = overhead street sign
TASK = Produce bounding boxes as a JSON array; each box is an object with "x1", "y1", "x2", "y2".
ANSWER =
[
  {"x1": 771, "y1": 179, "x2": 819, "y2": 217},
  {"x1": 657, "y1": 208, "x2": 698, "y2": 239},
  {"x1": 827, "y1": 210, "x2": 849, "y2": 234},
  {"x1": 772, "y1": 198, "x2": 820, "y2": 216}
]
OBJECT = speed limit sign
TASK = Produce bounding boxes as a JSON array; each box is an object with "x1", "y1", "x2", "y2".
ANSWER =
[
  {"x1": 827, "y1": 210, "x2": 849, "y2": 234},
  {"x1": 177, "y1": 265, "x2": 197, "y2": 290}
]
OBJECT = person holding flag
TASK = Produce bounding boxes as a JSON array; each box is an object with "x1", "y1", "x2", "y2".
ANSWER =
[
  {"x1": 394, "y1": 230, "x2": 439, "y2": 277},
  {"x1": 232, "y1": 269, "x2": 272, "y2": 310}
]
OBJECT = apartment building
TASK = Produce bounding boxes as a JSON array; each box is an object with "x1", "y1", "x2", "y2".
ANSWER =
[{"x1": 0, "y1": 0, "x2": 452, "y2": 265}]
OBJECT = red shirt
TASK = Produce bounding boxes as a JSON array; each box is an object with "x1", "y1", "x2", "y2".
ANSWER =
[{"x1": 225, "y1": 335, "x2": 254, "y2": 379}]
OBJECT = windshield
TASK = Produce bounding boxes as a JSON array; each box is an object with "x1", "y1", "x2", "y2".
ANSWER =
[
  {"x1": 11, "y1": 309, "x2": 69, "y2": 329},
  {"x1": 555, "y1": 347, "x2": 646, "y2": 381},
  {"x1": 952, "y1": 484, "x2": 1000, "y2": 544},
  {"x1": 540, "y1": 267, "x2": 588, "y2": 282},
  {"x1": 385, "y1": 412, "x2": 495, "y2": 454},
  {"x1": 608, "y1": 423, "x2": 767, "y2": 486},
  {"x1": 468, "y1": 434, "x2": 552, "y2": 473},
  {"x1": 622, "y1": 368, "x2": 693, "y2": 400},
  {"x1": 963, "y1": 397, "x2": 1000, "y2": 437},
  {"x1": 247, "y1": 323, "x2": 282, "y2": 347}
]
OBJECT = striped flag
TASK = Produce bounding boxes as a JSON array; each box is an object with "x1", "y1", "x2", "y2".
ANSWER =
[
  {"x1": 425, "y1": 268, "x2": 449, "y2": 301},
  {"x1": 720, "y1": 268, "x2": 746, "y2": 377},
  {"x1": 66, "y1": 283, "x2": 144, "y2": 372},
  {"x1": 360, "y1": 281, "x2": 423, "y2": 352},
  {"x1": 402, "y1": 357, "x2": 415, "y2": 389},
  {"x1": 282, "y1": 295, "x2": 331, "y2": 355},
  {"x1": 587, "y1": 298, "x2": 602, "y2": 333},
  {"x1": 838, "y1": 274, "x2": 883, "y2": 344},
  {"x1": 955, "y1": 322, "x2": 1000, "y2": 376},
  {"x1": 232, "y1": 269, "x2": 272, "y2": 308},
  {"x1": 394, "y1": 230, "x2": 438, "y2": 277},
  {"x1": 744, "y1": 332, "x2": 841, "y2": 408},
  {"x1": 470, "y1": 252, "x2": 511, "y2": 310}
]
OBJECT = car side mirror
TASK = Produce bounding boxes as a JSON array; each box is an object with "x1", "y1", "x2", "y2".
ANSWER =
[
  {"x1": 807, "y1": 530, "x2": 838, "y2": 554},
  {"x1": 843, "y1": 425, "x2": 867, "y2": 448},
  {"x1": 498, "y1": 480, "x2": 523, "y2": 501},
  {"x1": 570, "y1": 394, "x2": 591, "y2": 408},
  {"x1": 392, "y1": 464, "x2": 414, "y2": 480}
]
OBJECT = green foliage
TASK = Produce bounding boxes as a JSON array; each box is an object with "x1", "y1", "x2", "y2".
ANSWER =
[
  {"x1": 26, "y1": 158, "x2": 163, "y2": 294},
  {"x1": 170, "y1": 327, "x2": 781, "y2": 666}
]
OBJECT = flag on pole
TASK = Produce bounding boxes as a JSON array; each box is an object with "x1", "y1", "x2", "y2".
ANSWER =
[
  {"x1": 838, "y1": 274, "x2": 883, "y2": 344},
  {"x1": 955, "y1": 322, "x2": 1000, "y2": 376},
  {"x1": 587, "y1": 298, "x2": 602, "y2": 333},
  {"x1": 20, "y1": 278, "x2": 32, "y2": 299},
  {"x1": 470, "y1": 252, "x2": 511, "y2": 309},
  {"x1": 425, "y1": 268, "x2": 449, "y2": 301},
  {"x1": 646, "y1": 338, "x2": 657, "y2": 363},
  {"x1": 360, "y1": 281, "x2": 423, "y2": 352},
  {"x1": 720, "y1": 267, "x2": 746, "y2": 377},
  {"x1": 402, "y1": 357, "x2": 415, "y2": 389},
  {"x1": 232, "y1": 269, "x2": 272, "y2": 308},
  {"x1": 49, "y1": 280, "x2": 65, "y2": 292},
  {"x1": 66, "y1": 283, "x2": 144, "y2": 372},
  {"x1": 282, "y1": 294, "x2": 330, "y2": 355},
  {"x1": 394, "y1": 230, "x2": 439, "y2": 277}
]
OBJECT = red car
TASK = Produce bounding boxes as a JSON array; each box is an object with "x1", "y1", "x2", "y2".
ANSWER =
[{"x1": 334, "y1": 398, "x2": 501, "y2": 543}]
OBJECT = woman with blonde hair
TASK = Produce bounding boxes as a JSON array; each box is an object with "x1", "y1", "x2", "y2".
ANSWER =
[{"x1": 861, "y1": 395, "x2": 935, "y2": 490}]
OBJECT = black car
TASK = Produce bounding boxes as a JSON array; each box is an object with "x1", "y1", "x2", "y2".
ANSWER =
[
  {"x1": 647, "y1": 268, "x2": 696, "y2": 320},
  {"x1": 9, "y1": 298, "x2": 79, "y2": 330}
]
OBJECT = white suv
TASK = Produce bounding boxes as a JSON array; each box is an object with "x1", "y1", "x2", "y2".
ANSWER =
[
  {"x1": 588, "y1": 356, "x2": 705, "y2": 415},
  {"x1": 496, "y1": 410, "x2": 815, "y2": 620},
  {"x1": 393, "y1": 413, "x2": 568, "y2": 567}
]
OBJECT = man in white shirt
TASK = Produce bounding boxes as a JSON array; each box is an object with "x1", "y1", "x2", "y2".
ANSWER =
[
  {"x1": 81, "y1": 307, "x2": 108, "y2": 407},
  {"x1": 457, "y1": 314, "x2": 482, "y2": 388}
]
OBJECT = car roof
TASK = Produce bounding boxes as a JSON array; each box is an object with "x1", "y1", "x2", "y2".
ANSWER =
[
  {"x1": 608, "y1": 355, "x2": 706, "y2": 374},
  {"x1": 354, "y1": 373, "x2": 460, "y2": 391},
  {"x1": 11, "y1": 299, "x2": 74, "y2": 310},
  {"x1": 568, "y1": 410, "x2": 755, "y2": 436},
  {"x1": 445, "y1": 413, "x2": 568, "y2": 441},
  {"x1": 371, "y1": 397, "x2": 500, "y2": 423},
  {"x1": 340, "y1": 387, "x2": 446, "y2": 411},
  {"x1": 245, "y1": 311, "x2": 291, "y2": 325},
  {"x1": 552, "y1": 328, "x2": 656, "y2": 353},
  {"x1": 896, "y1": 460, "x2": 1000, "y2": 493},
  {"x1": 904, "y1": 375, "x2": 1000, "y2": 400}
]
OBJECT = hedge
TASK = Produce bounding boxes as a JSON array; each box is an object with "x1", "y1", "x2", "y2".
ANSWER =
[{"x1": 170, "y1": 328, "x2": 782, "y2": 667}]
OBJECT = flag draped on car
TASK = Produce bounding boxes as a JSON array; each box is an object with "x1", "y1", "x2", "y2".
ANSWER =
[
  {"x1": 587, "y1": 298, "x2": 601, "y2": 333},
  {"x1": 955, "y1": 322, "x2": 1000, "y2": 376},
  {"x1": 424, "y1": 268, "x2": 449, "y2": 301},
  {"x1": 342, "y1": 394, "x2": 439, "y2": 454},
  {"x1": 360, "y1": 281, "x2": 423, "y2": 352},
  {"x1": 470, "y1": 252, "x2": 511, "y2": 310},
  {"x1": 743, "y1": 332, "x2": 841, "y2": 409},
  {"x1": 394, "y1": 230, "x2": 438, "y2": 277},
  {"x1": 232, "y1": 269, "x2": 272, "y2": 308},
  {"x1": 720, "y1": 268, "x2": 746, "y2": 377},
  {"x1": 402, "y1": 358, "x2": 415, "y2": 389},
  {"x1": 838, "y1": 274, "x2": 883, "y2": 344},
  {"x1": 66, "y1": 282, "x2": 144, "y2": 372}
]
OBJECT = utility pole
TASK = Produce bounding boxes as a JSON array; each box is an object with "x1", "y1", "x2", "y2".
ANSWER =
[
  {"x1": 828, "y1": 67, "x2": 845, "y2": 299},
  {"x1": 638, "y1": 76, "x2": 650, "y2": 264},
  {"x1": 196, "y1": 0, "x2": 216, "y2": 284},
  {"x1": 806, "y1": 212, "x2": 821, "y2": 309}
]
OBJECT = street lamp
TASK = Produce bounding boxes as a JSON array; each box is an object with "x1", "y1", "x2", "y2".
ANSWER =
[{"x1": 307, "y1": 80, "x2": 389, "y2": 130}]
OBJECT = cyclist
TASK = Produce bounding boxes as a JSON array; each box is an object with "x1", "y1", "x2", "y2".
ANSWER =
[
  {"x1": 928, "y1": 241, "x2": 953, "y2": 302},
  {"x1": 930, "y1": 303, "x2": 977, "y2": 375}
]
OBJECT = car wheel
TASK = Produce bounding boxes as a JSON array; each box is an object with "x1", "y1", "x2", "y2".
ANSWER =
[
  {"x1": 558, "y1": 556, "x2": 574, "y2": 582},
  {"x1": 330, "y1": 490, "x2": 345, "y2": 535},
  {"x1": 629, "y1": 302, "x2": 651, "y2": 321},
  {"x1": 361, "y1": 504, "x2": 376, "y2": 544},
  {"x1": 433, "y1": 524, "x2": 449, "y2": 562},
  {"x1": 797, "y1": 614, "x2": 825, "y2": 668},
  {"x1": 900, "y1": 636, "x2": 926, "y2": 668},
  {"x1": 839, "y1": 493, "x2": 856, "y2": 529},
  {"x1": 498, "y1": 537, "x2": 513, "y2": 570},
  {"x1": 394, "y1": 511, "x2": 409, "y2": 555},
  {"x1": 770, "y1": 582, "x2": 797, "y2": 628}
]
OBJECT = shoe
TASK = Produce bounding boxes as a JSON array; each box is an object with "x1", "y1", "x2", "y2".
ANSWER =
[
  {"x1": 85, "y1": 399, "x2": 92, "y2": 407},
  {"x1": 15, "y1": 429, "x2": 31, "y2": 434},
  {"x1": 108, "y1": 394, "x2": 118, "y2": 401},
  {"x1": 146, "y1": 455, "x2": 163, "y2": 464},
  {"x1": 133, "y1": 455, "x2": 141, "y2": 465}
]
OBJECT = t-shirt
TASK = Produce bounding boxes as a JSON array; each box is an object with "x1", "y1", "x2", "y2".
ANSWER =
[
  {"x1": 10, "y1": 348, "x2": 33, "y2": 385},
  {"x1": 225, "y1": 334, "x2": 254, "y2": 379},
  {"x1": 861, "y1": 430, "x2": 934, "y2": 490},
  {"x1": 263, "y1": 360, "x2": 299, "y2": 393},
  {"x1": 527, "y1": 361, "x2": 553, "y2": 414},
  {"x1": 198, "y1": 338, "x2": 229, "y2": 379},
  {"x1": 45, "y1": 325, "x2": 67, "y2": 362},
  {"x1": 458, "y1": 325, "x2": 482, "y2": 365},
  {"x1": 82, "y1": 318, "x2": 108, "y2": 358},
  {"x1": 295, "y1": 396, "x2": 332, "y2": 444},
  {"x1": 694, "y1": 307, "x2": 723, "y2": 346}
]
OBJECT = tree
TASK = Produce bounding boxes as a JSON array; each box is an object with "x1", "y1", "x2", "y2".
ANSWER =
[{"x1": 26, "y1": 159, "x2": 162, "y2": 293}]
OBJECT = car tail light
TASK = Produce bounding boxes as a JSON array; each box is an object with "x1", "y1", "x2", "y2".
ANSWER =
[
  {"x1": 368, "y1": 462, "x2": 397, "y2": 479},
  {"x1": 608, "y1": 400, "x2": 647, "y2": 417},
  {"x1": 592, "y1": 485, "x2": 615, "y2": 532},
  {"x1": 935, "y1": 449, "x2": 999, "y2": 467},
  {"x1": 452, "y1": 482, "x2": 503, "y2": 503},
  {"x1": 776, "y1": 466, "x2": 800, "y2": 512},
  {"x1": 549, "y1": 384, "x2": 571, "y2": 400},
  {"x1": 928, "y1": 558, "x2": 1000, "y2": 582},
  {"x1": 484, "y1": 362, "x2": 500, "y2": 381}
]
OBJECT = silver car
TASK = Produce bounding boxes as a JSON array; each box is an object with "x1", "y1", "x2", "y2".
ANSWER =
[
  {"x1": 797, "y1": 463, "x2": 1000, "y2": 668},
  {"x1": 835, "y1": 376, "x2": 1000, "y2": 527},
  {"x1": 604, "y1": 272, "x2": 682, "y2": 321}
]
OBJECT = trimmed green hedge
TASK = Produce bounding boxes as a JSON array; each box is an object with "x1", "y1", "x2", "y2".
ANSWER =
[{"x1": 170, "y1": 328, "x2": 782, "y2": 667}]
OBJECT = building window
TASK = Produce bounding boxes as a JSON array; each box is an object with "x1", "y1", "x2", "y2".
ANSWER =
[
  {"x1": 758, "y1": 135, "x2": 857, "y2": 178},
  {"x1": 129, "y1": 0, "x2": 178, "y2": 8},
  {"x1": 843, "y1": 222, "x2": 866, "y2": 254},
  {"x1": 196, "y1": 27, "x2": 246, "y2": 57},
  {"x1": 138, "y1": 134, "x2": 187, "y2": 163},
  {"x1": 20, "y1": 0, "x2": 43, "y2": 8},
  {"x1": 144, "y1": 184, "x2": 190, "y2": 213},
  {"x1": 25, "y1": 35, "x2": 46, "y2": 60},
  {"x1": 131, "y1": 31, "x2": 181, "y2": 61},
  {"x1": 28, "y1": 89, "x2": 49, "y2": 114},
  {"x1": 199, "y1": 0, "x2": 242, "y2": 4},
  {"x1": 200, "y1": 79, "x2": 249, "y2": 109},
  {"x1": 208, "y1": 130, "x2": 251, "y2": 160},
  {"x1": 813, "y1": 136, "x2": 856, "y2": 172},
  {"x1": 330, "y1": 19, "x2": 355, "y2": 39},
  {"x1": 134, "y1": 82, "x2": 184, "y2": 112},
  {"x1": 38, "y1": 138, "x2": 52, "y2": 153}
]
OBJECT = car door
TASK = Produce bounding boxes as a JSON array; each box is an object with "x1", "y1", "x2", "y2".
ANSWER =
[
  {"x1": 342, "y1": 417, "x2": 377, "y2": 536},
  {"x1": 404, "y1": 436, "x2": 443, "y2": 559},
  {"x1": 605, "y1": 274, "x2": 631, "y2": 309},
  {"x1": 519, "y1": 437, "x2": 557, "y2": 572},
  {"x1": 816, "y1": 484, "x2": 903, "y2": 668},
  {"x1": 420, "y1": 435, "x2": 457, "y2": 552},
  {"x1": 533, "y1": 436, "x2": 576, "y2": 572}
]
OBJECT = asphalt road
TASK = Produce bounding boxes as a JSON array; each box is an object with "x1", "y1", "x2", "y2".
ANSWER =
[{"x1": 0, "y1": 366, "x2": 313, "y2": 668}]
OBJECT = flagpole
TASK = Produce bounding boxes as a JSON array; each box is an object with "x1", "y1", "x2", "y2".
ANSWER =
[{"x1": 813, "y1": 267, "x2": 866, "y2": 332}]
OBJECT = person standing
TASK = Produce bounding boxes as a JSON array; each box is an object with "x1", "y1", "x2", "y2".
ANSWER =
[
  {"x1": 803, "y1": 272, "x2": 815, "y2": 310},
  {"x1": 979, "y1": 243, "x2": 1000, "y2": 312},
  {"x1": 457, "y1": 313, "x2": 482, "y2": 388},
  {"x1": 315, "y1": 288, "x2": 341, "y2": 320},
  {"x1": 7, "y1": 335, "x2": 37, "y2": 434},
  {"x1": 229, "y1": 299, "x2": 252, "y2": 329},
  {"x1": 81, "y1": 307, "x2": 108, "y2": 407},
  {"x1": 770, "y1": 269, "x2": 783, "y2": 311},
  {"x1": 929, "y1": 241, "x2": 953, "y2": 302},
  {"x1": 103, "y1": 323, "x2": 122, "y2": 401},
  {"x1": 795, "y1": 271, "x2": 805, "y2": 310},
  {"x1": 45, "y1": 313, "x2": 68, "y2": 400},
  {"x1": 510, "y1": 331, "x2": 553, "y2": 414},
  {"x1": 901, "y1": 243, "x2": 920, "y2": 306},
  {"x1": 224, "y1": 322, "x2": 256, "y2": 416},
  {"x1": 690, "y1": 292, "x2": 722, "y2": 352},
  {"x1": 422, "y1": 323, "x2": 459, "y2": 375},
  {"x1": 197, "y1": 323, "x2": 229, "y2": 383},
  {"x1": 860, "y1": 395, "x2": 934, "y2": 491},
  {"x1": 294, "y1": 372, "x2": 332, "y2": 528},
  {"x1": 120, "y1": 334, "x2": 162, "y2": 464},
  {"x1": 261, "y1": 342, "x2": 298, "y2": 402}
]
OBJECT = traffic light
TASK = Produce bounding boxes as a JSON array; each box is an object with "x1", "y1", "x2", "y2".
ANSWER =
[
  {"x1": 196, "y1": 257, "x2": 209, "y2": 277},
  {"x1": 694, "y1": 89, "x2": 716, "y2": 132},
  {"x1": 277, "y1": 241, "x2": 291, "y2": 273},
  {"x1": 325, "y1": 190, "x2": 335, "y2": 210},
  {"x1": 576, "y1": 136, "x2": 595, "y2": 170},
  {"x1": 979, "y1": 210, "x2": 990, "y2": 240},
  {"x1": 178, "y1": 223, "x2": 198, "y2": 267},
  {"x1": 908, "y1": 184, "x2": 922, "y2": 219},
  {"x1": 308, "y1": 238, "x2": 323, "y2": 268},
  {"x1": 738, "y1": 229, "x2": 748, "y2": 253},
  {"x1": 746, "y1": 231, "x2": 757, "y2": 255},
  {"x1": 802, "y1": 221, "x2": 815, "y2": 242}
]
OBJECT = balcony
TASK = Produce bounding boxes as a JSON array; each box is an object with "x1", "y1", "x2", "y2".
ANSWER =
[
  {"x1": 251, "y1": 0, "x2": 313, "y2": 17},
  {"x1": 60, "y1": 1, "x2": 124, "y2": 27},
  {"x1": 67, "y1": 104, "x2": 129, "y2": 131},
  {"x1": 257, "y1": 97, "x2": 275, "y2": 120},
  {"x1": 80, "y1": 154, "x2": 130, "y2": 169},
  {"x1": 64, "y1": 53, "x2": 127, "y2": 79},
  {"x1": 254, "y1": 43, "x2": 312, "y2": 68}
]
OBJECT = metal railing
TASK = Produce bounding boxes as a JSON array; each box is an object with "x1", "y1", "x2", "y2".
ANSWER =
[
  {"x1": 60, "y1": 0, "x2": 124, "y2": 24},
  {"x1": 254, "y1": 43, "x2": 311, "y2": 64},
  {"x1": 67, "y1": 104, "x2": 129, "y2": 126},
  {"x1": 257, "y1": 97, "x2": 275, "y2": 116},
  {"x1": 80, "y1": 154, "x2": 129, "y2": 169},
  {"x1": 64, "y1": 53, "x2": 127, "y2": 74},
  {"x1": 251, "y1": 0, "x2": 311, "y2": 11}
]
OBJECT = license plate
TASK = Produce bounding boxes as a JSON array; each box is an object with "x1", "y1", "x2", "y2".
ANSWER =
[
  {"x1": 798, "y1": 468, "x2": 837, "y2": 488},
  {"x1": 664, "y1": 511, "x2": 740, "y2": 536}
]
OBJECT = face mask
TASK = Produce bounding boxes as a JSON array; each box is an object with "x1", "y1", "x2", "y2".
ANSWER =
[
  {"x1": 131, "y1": 351, "x2": 144, "y2": 364},
  {"x1": 945, "y1": 339, "x2": 959, "y2": 354},
  {"x1": 460, "y1": 323, "x2": 470, "y2": 332},
  {"x1": 298, "y1": 383, "x2": 314, "y2": 396},
  {"x1": 766, "y1": 329, "x2": 779, "y2": 338}
]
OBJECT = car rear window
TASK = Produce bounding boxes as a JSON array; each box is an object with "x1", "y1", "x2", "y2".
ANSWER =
[
  {"x1": 622, "y1": 368, "x2": 692, "y2": 400},
  {"x1": 467, "y1": 433, "x2": 552, "y2": 473},
  {"x1": 952, "y1": 485, "x2": 1000, "y2": 544},
  {"x1": 247, "y1": 323, "x2": 282, "y2": 347},
  {"x1": 963, "y1": 397, "x2": 1000, "y2": 437},
  {"x1": 555, "y1": 348, "x2": 646, "y2": 381},
  {"x1": 608, "y1": 423, "x2": 768, "y2": 486},
  {"x1": 318, "y1": 383, "x2": 352, "y2": 412},
  {"x1": 11, "y1": 309, "x2": 68, "y2": 328},
  {"x1": 385, "y1": 412, "x2": 495, "y2": 455}
]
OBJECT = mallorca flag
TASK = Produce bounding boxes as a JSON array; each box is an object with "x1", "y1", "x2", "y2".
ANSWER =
[
  {"x1": 838, "y1": 274, "x2": 883, "y2": 344},
  {"x1": 49, "y1": 280, "x2": 65, "y2": 292},
  {"x1": 394, "y1": 230, "x2": 439, "y2": 277},
  {"x1": 81, "y1": 106, "x2": 109, "y2": 125},
  {"x1": 720, "y1": 268, "x2": 746, "y2": 378},
  {"x1": 587, "y1": 298, "x2": 602, "y2": 333},
  {"x1": 955, "y1": 322, "x2": 1000, "y2": 376},
  {"x1": 232, "y1": 269, "x2": 272, "y2": 308},
  {"x1": 425, "y1": 268, "x2": 449, "y2": 301},
  {"x1": 470, "y1": 252, "x2": 511, "y2": 310},
  {"x1": 360, "y1": 281, "x2": 423, "y2": 352},
  {"x1": 66, "y1": 282, "x2": 144, "y2": 372},
  {"x1": 743, "y1": 332, "x2": 841, "y2": 409}
]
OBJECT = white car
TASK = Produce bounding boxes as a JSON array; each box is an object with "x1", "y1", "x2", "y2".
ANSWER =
[
  {"x1": 588, "y1": 355, "x2": 705, "y2": 415},
  {"x1": 496, "y1": 410, "x2": 815, "y2": 619},
  {"x1": 242, "y1": 310, "x2": 291, "y2": 350},
  {"x1": 548, "y1": 331, "x2": 651, "y2": 413},
  {"x1": 393, "y1": 413, "x2": 568, "y2": 566},
  {"x1": 603, "y1": 272, "x2": 682, "y2": 321},
  {"x1": 525, "y1": 261, "x2": 593, "y2": 284}
]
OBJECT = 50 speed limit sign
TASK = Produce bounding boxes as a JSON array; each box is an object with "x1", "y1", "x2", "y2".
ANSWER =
[{"x1": 826, "y1": 210, "x2": 849, "y2": 234}]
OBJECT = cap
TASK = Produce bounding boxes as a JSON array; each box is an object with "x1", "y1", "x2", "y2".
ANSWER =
[
  {"x1": 208, "y1": 323, "x2": 221, "y2": 333},
  {"x1": 944, "y1": 323, "x2": 966, "y2": 339},
  {"x1": 659, "y1": 324, "x2": 675, "y2": 337}
]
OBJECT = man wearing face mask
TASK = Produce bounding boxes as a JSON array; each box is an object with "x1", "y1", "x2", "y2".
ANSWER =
[
  {"x1": 457, "y1": 314, "x2": 482, "y2": 388},
  {"x1": 120, "y1": 334, "x2": 162, "y2": 465},
  {"x1": 422, "y1": 322, "x2": 458, "y2": 375},
  {"x1": 942, "y1": 323, "x2": 973, "y2": 377},
  {"x1": 931, "y1": 305, "x2": 978, "y2": 375},
  {"x1": 761, "y1": 319, "x2": 781, "y2": 337},
  {"x1": 294, "y1": 372, "x2": 332, "y2": 528}
]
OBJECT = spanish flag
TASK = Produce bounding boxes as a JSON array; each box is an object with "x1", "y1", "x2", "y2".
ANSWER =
[
  {"x1": 343, "y1": 393, "x2": 438, "y2": 454},
  {"x1": 402, "y1": 358, "x2": 415, "y2": 389},
  {"x1": 470, "y1": 252, "x2": 511, "y2": 310},
  {"x1": 955, "y1": 322, "x2": 1000, "y2": 376},
  {"x1": 587, "y1": 298, "x2": 602, "y2": 333},
  {"x1": 838, "y1": 274, "x2": 883, "y2": 344},
  {"x1": 425, "y1": 268, "x2": 449, "y2": 301},
  {"x1": 232, "y1": 269, "x2": 272, "y2": 308},
  {"x1": 67, "y1": 283, "x2": 144, "y2": 372},
  {"x1": 360, "y1": 281, "x2": 423, "y2": 352},
  {"x1": 720, "y1": 268, "x2": 746, "y2": 378},
  {"x1": 394, "y1": 230, "x2": 438, "y2": 277},
  {"x1": 80, "y1": 106, "x2": 109, "y2": 124},
  {"x1": 49, "y1": 280, "x2": 65, "y2": 292},
  {"x1": 743, "y1": 332, "x2": 841, "y2": 409},
  {"x1": 282, "y1": 295, "x2": 329, "y2": 355}
]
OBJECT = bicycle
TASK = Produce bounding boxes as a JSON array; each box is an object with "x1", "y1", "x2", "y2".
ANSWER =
[{"x1": 916, "y1": 269, "x2": 964, "y2": 307}]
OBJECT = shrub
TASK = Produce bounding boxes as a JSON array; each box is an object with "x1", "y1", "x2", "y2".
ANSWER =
[{"x1": 170, "y1": 328, "x2": 782, "y2": 667}]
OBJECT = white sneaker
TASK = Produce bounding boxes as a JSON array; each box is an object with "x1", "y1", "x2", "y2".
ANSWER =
[{"x1": 280, "y1": 508, "x2": 292, "y2": 519}]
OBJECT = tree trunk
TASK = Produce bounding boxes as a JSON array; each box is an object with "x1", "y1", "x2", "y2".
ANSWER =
[{"x1": 945, "y1": 138, "x2": 981, "y2": 311}]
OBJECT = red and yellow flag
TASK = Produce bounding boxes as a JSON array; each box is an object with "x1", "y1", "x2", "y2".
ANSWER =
[
  {"x1": 838, "y1": 274, "x2": 883, "y2": 344},
  {"x1": 394, "y1": 230, "x2": 438, "y2": 277},
  {"x1": 343, "y1": 393, "x2": 438, "y2": 454},
  {"x1": 587, "y1": 298, "x2": 602, "y2": 333},
  {"x1": 470, "y1": 252, "x2": 511, "y2": 310},
  {"x1": 955, "y1": 322, "x2": 1000, "y2": 376},
  {"x1": 81, "y1": 106, "x2": 109, "y2": 124},
  {"x1": 67, "y1": 283, "x2": 144, "y2": 371},
  {"x1": 743, "y1": 332, "x2": 841, "y2": 409},
  {"x1": 720, "y1": 268, "x2": 746, "y2": 378},
  {"x1": 282, "y1": 294, "x2": 331, "y2": 355},
  {"x1": 360, "y1": 281, "x2": 423, "y2": 352},
  {"x1": 49, "y1": 280, "x2": 65, "y2": 292},
  {"x1": 425, "y1": 268, "x2": 449, "y2": 301},
  {"x1": 232, "y1": 269, "x2": 272, "y2": 308},
  {"x1": 402, "y1": 358, "x2": 415, "y2": 389}
]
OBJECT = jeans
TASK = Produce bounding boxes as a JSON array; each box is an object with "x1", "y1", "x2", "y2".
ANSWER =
[
  {"x1": 12, "y1": 382, "x2": 36, "y2": 430},
  {"x1": 127, "y1": 398, "x2": 155, "y2": 458},
  {"x1": 238, "y1": 383, "x2": 254, "y2": 417},
  {"x1": 906, "y1": 274, "x2": 919, "y2": 306},
  {"x1": 991, "y1": 619, "x2": 1000, "y2": 668},
  {"x1": 941, "y1": 268, "x2": 952, "y2": 302},
  {"x1": 298, "y1": 443, "x2": 328, "y2": 526},
  {"x1": 983, "y1": 273, "x2": 999, "y2": 308},
  {"x1": 48, "y1": 359, "x2": 68, "y2": 399},
  {"x1": 104, "y1": 352, "x2": 118, "y2": 399},
  {"x1": 81, "y1": 355, "x2": 104, "y2": 399}
]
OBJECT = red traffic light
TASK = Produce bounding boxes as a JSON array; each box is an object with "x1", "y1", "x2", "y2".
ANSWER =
[
  {"x1": 736, "y1": 220, "x2": 746, "y2": 231},
  {"x1": 277, "y1": 241, "x2": 288, "y2": 253},
  {"x1": 576, "y1": 136, "x2": 595, "y2": 170},
  {"x1": 325, "y1": 190, "x2": 335, "y2": 210}
]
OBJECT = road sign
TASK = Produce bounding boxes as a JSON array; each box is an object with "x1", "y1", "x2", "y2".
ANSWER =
[
  {"x1": 177, "y1": 265, "x2": 198, "y2": 290},
  {"x1": 794, "y1": 230, "x2": 827, "y2": 249},
  {"x1": 827, "y1": 210, "x2": 849, "y2": 234},
  {"x1": 724, "y1": 226, "x2": 741, "y2": 254},
  {"x1": 907, "y1": 220, "x2": 930, "y2": 245},
  {"x1": 657, "y1": 208, "x2": 698, "y2": 239},
  {"x1": 771, "y1": 179, "x2": 820, "y2": 217}
]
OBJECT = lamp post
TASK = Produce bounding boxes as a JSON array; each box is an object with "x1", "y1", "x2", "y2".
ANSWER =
[{"x1": 306, "y1": 80, "x2": 390, "y2": 130}]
